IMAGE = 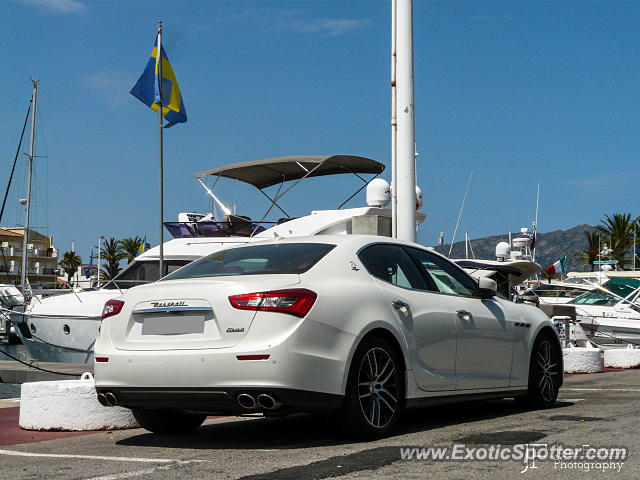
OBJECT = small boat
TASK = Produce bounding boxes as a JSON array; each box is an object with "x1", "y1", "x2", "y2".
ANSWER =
[
  {"x1": 518, "y1": 280, "x2": 593, "y2": 305},
  {"x1": 569, "y1": 277, "x2": 640, "y2": 346}
]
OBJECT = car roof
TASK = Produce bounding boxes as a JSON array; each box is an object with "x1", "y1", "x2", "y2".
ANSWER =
[{"x1": 220, "y1": 234, "x2": 434, "y2": 255}]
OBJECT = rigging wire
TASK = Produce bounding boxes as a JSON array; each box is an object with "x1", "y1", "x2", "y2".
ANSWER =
[
  {"x1": 448, "y1": 171, "x2": 473, "y2": 258},
  {"x1": 0, "y1": 100, "x2": 32, "y2": 283},
  {"x1": 0, "y1": 347, "x2": 81, "y2": 376}
]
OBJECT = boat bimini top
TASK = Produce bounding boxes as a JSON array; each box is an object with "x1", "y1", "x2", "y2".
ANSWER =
[
  {"x1": 195, "y1": 155, "x2": 384, "y2": 189},
  {"x1": 165, "y1": 155, "x2": 385, "y2": 239}
]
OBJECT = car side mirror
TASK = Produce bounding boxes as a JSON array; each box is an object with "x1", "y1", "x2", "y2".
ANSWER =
[{"x1": 477, "y1": 277, "x2": 497, "y2": 298}]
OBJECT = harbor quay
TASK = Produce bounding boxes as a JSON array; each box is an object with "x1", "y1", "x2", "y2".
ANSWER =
[{"x1": 0, "y1": 368, "x2": 638, "y2": 479}]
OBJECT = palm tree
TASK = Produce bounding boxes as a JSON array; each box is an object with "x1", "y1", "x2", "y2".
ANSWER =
[
  {"x1": 59, "y1": 251, "x2": 81, "y2": 286},
  {"x1": 571, "y1": 230, "x2": 600, "y2": 271},
  {"x1": 119, "y1": 236, "x2": 150, "y2": 264},
  {"x1": 100, "y1": 237, "x2": 125, "y2": 280},
  {"x1": 595, "y1": 213, "x2": 637, "y2": 269}
]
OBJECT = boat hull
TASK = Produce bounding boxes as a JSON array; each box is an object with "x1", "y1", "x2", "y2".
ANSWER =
[
  {"x1": 10, "y1": 310, "x2": 100, "y2": 364},
  {"x1": 578, "y1": 315, "x2": 640, "y2": 347}
]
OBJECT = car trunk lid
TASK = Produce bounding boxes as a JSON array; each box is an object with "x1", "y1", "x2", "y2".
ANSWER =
[{"x1": 109, "y1": 275, "x2": 300, "y2": 351}]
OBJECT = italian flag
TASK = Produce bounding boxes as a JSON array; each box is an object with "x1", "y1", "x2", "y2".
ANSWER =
[{"x1": 545, "y1": 256, "x2": 566, "y2": 275}]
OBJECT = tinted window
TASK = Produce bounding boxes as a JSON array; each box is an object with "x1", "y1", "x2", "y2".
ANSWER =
[
  {"x1": 103, "y1": 260, "x2": 191, "y2": 289},
  {"x1": 406, "y1": 247, "x2": 478, "y2": 296},
  {"x1": 358, "y1": 244, "x2": 428, "y2": 290},
  {"x1": 163, "y1": 243, "x2": 335, "y2": 280}
]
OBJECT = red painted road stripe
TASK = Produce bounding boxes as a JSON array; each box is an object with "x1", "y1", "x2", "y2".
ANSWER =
[{"x1": 0, "y1": 407, "x2": 94, "y2": 446}]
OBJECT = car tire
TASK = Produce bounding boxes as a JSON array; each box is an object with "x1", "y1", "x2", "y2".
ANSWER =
[
  {"x1": 515, "y1": 332, "x2": 562, "y2": 409},
  {"x1": 132, "y1": 409, "x2": 206, "y2": 434},
  {"x1": 337, "y1": 336, "x2": 405, "y2": 439}
]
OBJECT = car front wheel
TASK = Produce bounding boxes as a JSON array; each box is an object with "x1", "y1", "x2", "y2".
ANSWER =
[
  {"x1": 337, "y1": 336, "x2": 405, "y2": 439},
  {"x1": 132, "y1": 408, "x2": 206, "y2": 434},
  {"x1": 516, "y1": 333, "x2": 562, "y2": 409}
]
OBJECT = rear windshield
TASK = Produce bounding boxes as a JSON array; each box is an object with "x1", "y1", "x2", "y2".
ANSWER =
[{"x1": 162, "y1": 243, "x2": 336, "y2": 280}]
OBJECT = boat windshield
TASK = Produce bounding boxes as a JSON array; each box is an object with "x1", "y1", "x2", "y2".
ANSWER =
[
  {"x1": 102, "y1": 260, "x2": 192, "y2": 290},
  {"x1": 164, "y1": 220, "x2": 268, "y2": 239},
  {"x1": 569, "y1": 278, "x2": 640, "y2": 306},
  {"x1": 526, "y1": 284, "x2": 588, "y2": 298}
]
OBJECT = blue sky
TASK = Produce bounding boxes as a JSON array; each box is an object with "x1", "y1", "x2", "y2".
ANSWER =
[{"x1": 2, "y1": 0, "x2": 639, "y2": 262}]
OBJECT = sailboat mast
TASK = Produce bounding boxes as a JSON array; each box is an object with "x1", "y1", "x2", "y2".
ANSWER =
[
  {"x1": 21, "y1": 79, "x2": 38, "y2": 291},
  {"x1": 533, "y1": 183, "x2": 539, "y2": 262},
  {"x1": 390, "y1": 0, "x2": 398, "y2": 238},
  {"x1": 395, "y1": 0, "x2": 417, "y2": 242}
]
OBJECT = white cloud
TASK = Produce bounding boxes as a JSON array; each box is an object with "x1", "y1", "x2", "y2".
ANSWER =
[
  {"x1": 201, "y1": 9, "x2": 373, "y2": 37},
  {"x1": 78, "y1": 70, "x2": 133, "y2": 107},
  {"x1": 561, "y1": 171, "x2": 632, "y2": 188},
  {"x1": 276, "y1": 16, "x2": 373, "y2": 37},
  {"x1": 22, "y1": 0, "x2": 85, "y2": 14},
  {"x1": 470, "y1": 14, "x2": 516, "y2": 22}
]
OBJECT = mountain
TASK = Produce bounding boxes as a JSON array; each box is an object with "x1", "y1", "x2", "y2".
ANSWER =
[{"x1": 438, "y1": 224, "x2": 595, "y2": 271}]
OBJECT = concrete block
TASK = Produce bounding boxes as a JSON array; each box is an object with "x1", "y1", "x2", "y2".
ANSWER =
[
  {"x1": 604, "y1": 345, "x2": 640, "y2": 369},
  {"x1": 563, "y1": 346, "x2": 602, "y2": 373},
  {"x1": 19, "y1": 374, "x2": 138, "y2": 431}
]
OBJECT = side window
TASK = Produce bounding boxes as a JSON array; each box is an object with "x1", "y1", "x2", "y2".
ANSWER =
[
  {"x1": 405, "y1": 247, "x2": 478, "y2": 296},
  {"x1": 358, "y1": 244, "x2": 429, "y2": 290}
]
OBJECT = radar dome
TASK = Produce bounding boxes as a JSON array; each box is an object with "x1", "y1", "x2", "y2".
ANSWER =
[
  {"x1": 366, "y1": 179, "x2": 391, "y2": 207},
  {"x1": 512, "y1": 237, "x2": 529, "y2": 248},
  {"x1": 495, "y1": 241, "x2": 511, "y2": 261}
]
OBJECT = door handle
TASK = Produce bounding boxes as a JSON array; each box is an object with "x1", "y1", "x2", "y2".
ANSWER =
[
  {"x1": 456, "y1": 309, "x2": 472, "y2": 319},
  {"x1": 392, "y1": 300, "x2": 410, "y2": 311}
]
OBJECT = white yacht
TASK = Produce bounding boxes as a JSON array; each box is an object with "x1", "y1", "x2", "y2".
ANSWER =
[
  {"x1": 5, "y1": 154, "x2": 425, "y2": 363},
  {"x1": 568, "y1": 276, "x2": 640, "y2": 346},
  {"x1": 454, "y1": 227, "x2": 541, "y2": 299},
  {"x1": 519, "y1": 280, "x2": 593, "y2": 305}
]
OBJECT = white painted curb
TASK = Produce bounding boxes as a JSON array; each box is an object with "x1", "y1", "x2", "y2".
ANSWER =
[
  {"x1": 19, "y1": 374, "x2": 139, "y2": 431},
  {"x1": 604, "y1": 345, "x2": 640, "y2": 369},
  {"x1": 563, "y1": 346, "x2": 602, "y2": 374}
]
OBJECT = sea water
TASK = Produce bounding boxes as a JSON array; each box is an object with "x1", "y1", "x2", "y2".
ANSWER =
[{"x1": 0, "y1": 343, "x2": 27, "y2": 399}]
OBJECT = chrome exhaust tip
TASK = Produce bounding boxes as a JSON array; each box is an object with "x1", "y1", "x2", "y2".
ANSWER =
[
  {"x1": 237, "y1": 393, "x2": 256, "y2": 409},
  {"x1": 257, "y1": 393, "x2": 280, "y2": 410},
  {"x1": 104, "y1": 392, "x2": 118, "y2": 407},
  {"x1": 97, "y1": 393, "x2": 109, "y2": 407}
]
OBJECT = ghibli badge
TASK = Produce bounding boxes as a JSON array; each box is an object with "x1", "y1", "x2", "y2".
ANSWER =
[{"x1": 226, "y1": 327, "x2": 245, "y2": 333}]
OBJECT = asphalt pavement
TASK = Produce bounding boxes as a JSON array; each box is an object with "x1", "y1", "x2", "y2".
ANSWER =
[{"x1": 1, "y1": 369, "x2": 639, "y2": 479}]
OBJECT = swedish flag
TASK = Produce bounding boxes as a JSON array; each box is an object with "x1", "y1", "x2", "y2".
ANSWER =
[{"x1": 130, "y1": 37, "x2": 187, "y2": 128}]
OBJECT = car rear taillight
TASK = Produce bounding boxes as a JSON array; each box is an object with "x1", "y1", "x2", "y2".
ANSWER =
[
  {"x1": 229, "y1": 289, "x2": 317, "y2": 318},
  {"x1": 101, "y1": 299, "x2": 124, "y2": 320}
]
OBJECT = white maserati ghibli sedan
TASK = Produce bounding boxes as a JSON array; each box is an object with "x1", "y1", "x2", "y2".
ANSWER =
[{"x1": 94, "y1": 235, "x2": 562, "y2": 438}]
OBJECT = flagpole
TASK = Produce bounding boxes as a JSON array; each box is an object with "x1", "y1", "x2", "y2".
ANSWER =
[{"x1": 157, "y1": 20, "x2": 164, "y2": 279}]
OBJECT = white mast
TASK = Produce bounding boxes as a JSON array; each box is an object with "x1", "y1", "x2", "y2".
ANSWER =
[
  {"x1": 465, "y1": 232, "x2": 469, "y2": 259},
  {"x1": 21, "y1": 79, "x2": 38, "y2": 291},
  {"x1": 395, "y1": 0, "x2": 417, "y2": 242},
  {"x1": 533, "y1": 183, "x2": 539, "y2": 262},
  {"x1": 391, "y1": 0, "x2": 398, "y2": 238},
  {"x1": 97, "y1": 235, "x2": 103, "y2": 288}
]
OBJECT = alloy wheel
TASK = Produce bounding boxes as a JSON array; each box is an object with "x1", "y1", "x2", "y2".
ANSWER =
[
  {"x1": 534, "y1": 340, "x2": 559, "y2": 402},
  {"x1": 357, "y1": 347, "x2": 399, "y2": 428}
]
